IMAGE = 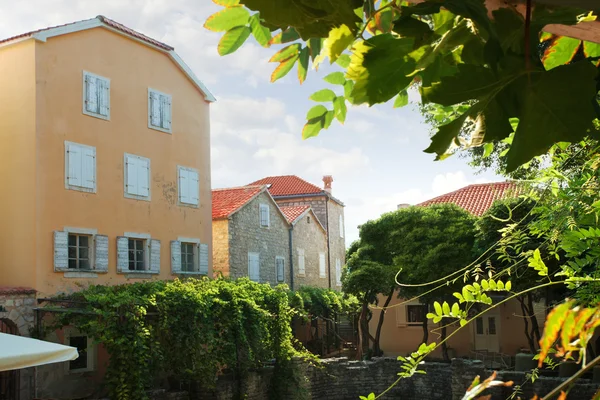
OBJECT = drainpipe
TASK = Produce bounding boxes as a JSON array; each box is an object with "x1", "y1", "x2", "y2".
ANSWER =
[
  {"x1": 325, "y1": 197, "x2": 332, "y2": 289},
  {"x1": 288, "y1": 225, "x2": 294, "y2": 291}
]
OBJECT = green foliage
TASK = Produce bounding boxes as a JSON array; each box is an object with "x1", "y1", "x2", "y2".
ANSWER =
[{"x1": 46, "y1": 278, "x2": 310, "y2": 400}]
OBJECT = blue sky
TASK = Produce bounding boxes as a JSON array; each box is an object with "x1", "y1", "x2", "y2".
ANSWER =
[{"x1": 0, "y1": 0, "x2": 502, "y2": 243}]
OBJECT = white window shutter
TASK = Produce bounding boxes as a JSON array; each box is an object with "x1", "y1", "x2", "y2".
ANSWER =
[
  {"x1": 276, "y1": 258, "x2": 284, "y2": 282},
  {"x1": 161, "y1": 95, "x2": 172, "y2": 130},
  {"x1": 340, "y1": 215, "x2": 344, "y2": 238},
  {"x1": 298, "y1": 249, "x2": 305, "y2": 275},
  {"x1": 126, "y1": 155, "x2": 138, "y2": 195},
  {"x1": 319, "y1": 253, "x2": 326, "y2": 278},
  {"x1": 85, "y1": 75, "x2": 98, "y2": 113},
  {"x1": 189, "y1": 170, "x2": 199, "y2": 205},
  {"x1": 150, "y1": 91, "x2": 161, "y2": 127},
  {"x1": 138, "y1": 158, "x2": 150, "y2": 197},
  {"x1": 170, "y1": 240, "x2": 181, "y2": 274},
  {"x1": 99, "y1": 78, "x2": 110, "y2": 117},
  {"x1": 82, "y1": 146, "x2": 96, "y2": 190},
  {"x1": 336, "y1": 259, "x2": 342, "y2": 286},
  {"x1": 150, "y1": 239, "x2": 161, "y2": 273},
  {"x1": 248, "y1": 253, "x2": 260, "y2": 282},
  {"x1": 116, "y1": 236, "x2": 129, "y2": 273},
  {"x1": 53, "y1": 231, "x2": 68, "y2": 271},
  {"x1": 178, "y1": 168, "x2": 189, "y2": 204},
  {"x1": 199, "y1": 243, "x2": 209, "y2": 275},
  {"x1": 67, "y1": 144, "x2": 82, "y2": 187},
  {"x1": 94, "y1": 235, "x2": 109, "y2": 272}
]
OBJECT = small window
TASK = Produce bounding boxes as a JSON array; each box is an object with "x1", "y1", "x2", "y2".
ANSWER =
[
  {"x1": 488, "y1": 317, "x2": 497, "y2": 335},
  {"x1": 124, "y1": 154, "x2": 150, "y2": 200},
  {"x1": 297, "y1": 249, "x2": 305, "y2": 276},
  {"x1": 476, "y1": 317, "x2": 484, "y2": 335},
  {"x1": 68, "y1": 234, "x2": 91, "y2": 270},
  {"x1": 148, "y1": 88, "x2": 172, "y2": 133},
  {"x1": 406, "y1": 305, "x2": 425, "y2": 326},
  {"x1": 69, "y1": 335, "x2": 89, "y2": 371},
  {"x1": 128, "y1": 238, "x2": 147, "y2": 271},
  {"x1": 65, "y1": 142, "x2": 96, "y2": 193},
  {"x1": 307, "y1": 216, "x2": 311, "y2": 224},
  {"x1": 276, "y1": 257, "x2": 285, "y2": 283},
  {"x1": 178, "y1": 166, "x2": 200, "y2": 206},
  {"x1": 339, "y1": 214, "x2": 344, "y2": 238},
  {"x1": 335, "y1": 258, "x2": 342, "y2": 286},
  {"x1": 259, "y1": 204, "x2": 270, "y2": 227},
  {"x1": 181, "y1": 242, "x2": 197, "y2": 272},
  {"x1": 83, "y1": 71, "x2": 110, "y2": 120},
  {"x1": 319, "y1": 253, "x2": 326, "y2": 278}
]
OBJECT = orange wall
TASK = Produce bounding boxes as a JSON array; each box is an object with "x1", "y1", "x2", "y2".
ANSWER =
[
  {"x1": 0, "y1": 41, "x2": 37, "y2": 288},
  {"x1": 1, "y1": 27, "x2": 211, "y2": 294}
]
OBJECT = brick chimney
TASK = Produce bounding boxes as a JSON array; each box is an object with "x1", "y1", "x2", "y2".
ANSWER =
[{"x1": 323, "y1": 175, "x2": 333, "y2": 194}]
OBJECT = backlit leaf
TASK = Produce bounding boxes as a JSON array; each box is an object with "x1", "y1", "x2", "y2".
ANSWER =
[
  {"x1": 343, "y1": 81, "x2": 354, "y2": 98},
  {"x1": 270, "y1": 54, "x2": 299, "y2": 82},
  {"x1": 323, "y1": 24, "x2": 354, "y2": 64},
  {"x1": 297, "y1": 47, "x2": 309, "y2": 84},
  {"x1": 505, "y1": 281, "x2": 512, "y2": 291},
  {"x1": 308, "y1": 38, "x2": 323, "y2": 62},
  {"x1": 269, "y1": 43, "x2": 301, "y2": 62},
  {"x1": 336, "y1": 54, "x2": 351, "y2": 68},
  {"x1": 269, "y1": 28, "x2": 300, "y2": 45},
  {"x1": 213, "y1": 0, "x2": 240, "y2": 6},
  {"x1": 434, "y1": 301, "x2": 442, "y2": 316},
  {"x1": 324, "y1": 72, "x2": 346, "y2": 85},
  {"x1": 306, "y1": 105, "x2": 328, "y2": 120},
  {"x1": 542, "y1": 36, "x2": 581, "y2": 70},
  {"x1": 394, "y1": 90, "x2": 409, "y2": 108},
  {"x1": 538, "y1": 300, "x2": 575, "y2": 367},
  {"x1": 249, "y1": 14, "x2": 271, "y2": 47},
  {"x1": 451, "y1": 302, "x2": 460, "y2": 316},
  {"x1": 218, "y1": 26, "x2": 252, "y2": 56},
  {"x1": 460, "y1": 319, "x2": 468, "y2": 327},
  {"x1": 333, "y1": 97, "x2": 347, "y2": 123},
  {"x1": 442, "y1": 301, "x2": 451, "y2": 315},
  {"x1": 310, "y1": 89, "x2": 336, "y2": 102},
  {"x1": 205, "y1": 6, "x2": 250, "y2": 32}
]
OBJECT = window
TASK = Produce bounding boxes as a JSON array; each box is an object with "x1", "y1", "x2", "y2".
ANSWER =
[
  {"x1": 65, "y1": 142, "x2": 96, "y2": 192},
  {"x1": 319, "y1": 253, "x2": 326, "y2": 278},
  {"x1": 488, "y1": 317, "x2": 497, "y2": 335},
  {"x1": 276, "y1": 257, "x2": 285, "y2": 283},
  {"x1": 83, "y1": 71, "x2": 110, "y2": 119},
  {"x1": 148, "y1": 88, "x2": 172, "y2": 133},
  {"x1": 259, "y1": 204, "x2": 270, "y2": 227},
  {"x1": 68, "y1": 234, "x2": 91, "y2": 270},
  {"x1": 69, "y1": 335, "x2": 89, "y2": 371},
  {"x1": 307, "y1": 216, "x2": 311, "y2": 224},
  {"x1": 406, "y1": 305, "x2": 426, "y2": 326},
  {"x1": 128, "y1": 238, "x2": 147, "y2": 271},
  {"x1": 178, "y1": 166, "x2": 200, "y2": 206},
  {"x1": 124, "y1": 154, "x2": 150, "y2": 200},
  {"x1": 339, "y1": 214, "x2": 344, "y2": 238},
  {"x1": 181, "y1": 242, "x2": 197, "y2": 272},
  {"x1": 476, "y1": 317, "x2": 484, "y2": 335},
  {"x1": 335, "y1": 259, "x2": 342, "y2": 286},
  {"x1": 248, "y1": 252, "x2": 260, "y2": 282},
  {"x1": 297, "y1": 249, "x2": 305, "y2": 276}
]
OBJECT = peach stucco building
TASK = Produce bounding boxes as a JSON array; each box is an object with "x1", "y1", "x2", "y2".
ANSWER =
[{"x1": 0, "y1": 16, "x2": 214, "y2": 399}]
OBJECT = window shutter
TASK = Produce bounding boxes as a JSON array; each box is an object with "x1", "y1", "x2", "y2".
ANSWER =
[
  {"x1": 116, "y1": 236, "x2": 129, "y2": 273},
  {"x1": 189, "y1": 170, "x2": 199, "y2": 205},
  {"x1": 94, "y1": 235, "x2": 109, "y2": 272},
  {"x1": 248, "y1": 253, "x2": 260, "y2": 282},
  {"x1": 150, "y1": 91, "x2": 161, "y2": 127},
  {"x1": 161, "y1": 95, "x2": 172, "y2": 130},
  {"x1": 67, "y1": 144, "x2": 82, "y2": 187},
  {"x1": 150, "y1": 239, "x2": 161, "y2": 273},
  {"x1": 138, "y1": 158, "x2": 150, "y2": 197},
  {"x1": 276, "y1": 258, "x2": 284, "y2": 282},
  {"x1": 126, "y1": 155, "x2": 138, "y2": 195},
  {"x1": 340, "y1": 215, "x2": 344, "y2": 238},
  {"x1": 99, "y1": 78, "x2": 110, "y2": 117},
  {"x1": 335, "y1": 259, "x2": 342, "y2": 286},
  {"x1": 53, "y1": 231, "x2": 68, "y2": 271},
  {"x1": 178, "y1": 168, "x2": 189, "y2": 204},
  {"x1": 85, "y1": 75, "x2": 98, "y2": 113},
  {"x1": 319, "y1": 253, "x2": 326, "y2": 278},
  {"x1": 199, "y1": 243, "x2": 209, "y2": 275},
  {"x1": 298, "y1": 249, "x2": 305, "y2": 275},
  {"x1": 170, "y1": 240, "x2": 182, "y2": 274},
  {"x1": 82, "y1": 146, "x2": 96, "y2": 190}
]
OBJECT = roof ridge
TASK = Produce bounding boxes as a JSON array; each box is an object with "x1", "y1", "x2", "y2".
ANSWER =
[{"x1": 212, "y1": 185, "x2": 266, "y2": 192}]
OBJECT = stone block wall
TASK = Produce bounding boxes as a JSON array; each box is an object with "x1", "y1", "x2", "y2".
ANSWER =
[
  {"x1": 326, "y1": 201, "x2": 346, "y2": 290},
  {"x1": 211, "y1": 219, "x2": 230, "y2": 277},
  {"x1": 291, "y1": 210, "x2": 329, "y2": 289},
  {"x1": 228, "y1": 192, "x2": 290, "y2": 285}
]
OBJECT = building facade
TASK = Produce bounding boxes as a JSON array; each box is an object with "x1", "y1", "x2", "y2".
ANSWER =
[{"x1": 0, "y1": 16, "x2": 213, "y2": 399}]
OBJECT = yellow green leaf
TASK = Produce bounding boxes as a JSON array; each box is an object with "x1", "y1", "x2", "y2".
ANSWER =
[
  {"x1": 434, "y1": 301, "x2": 442, "y2": 316},
  {"x1": 218, "y1": 26, "x2": 251, "y2": 56},
  {"x1": 460, "y1": 319, "x2": 468, "y2": 327},
  {"x1": 269, "y1": 44, "x2": 301, "y2": 63},
  {"x1": 249, "y1": 14, "x2": 271, "y2": 47},
  {"x1": 333, "y1": 96, "x2": 347, "y2": 123},
  {"x1": 336, "y1": 54, "x2": 352, "y2": 68},
  {"x1": 310, "y1": 89, "x2": 336, "y2": 102},
  {"x1": 204, "y1": 6, "x2": 249, "y2": 32},
  {"x1": 538, "y1": 300, "x2": 575, "y2": 367},
  {"x1": 270, "y1": 54, "x2": 299, "y2": 82},
  {"x1": 542, "y1": 36, "x2": 581, "y2": 70},
  {"x1": 298, "y1": 47, "x2": 310, "y2": 84},
  {"x1": 442, "y1": 301, "x2": 451, "y2": 315},
  {"x1": 505, "y1": 281, "x2": 512, "y2": 291},
  {"x1": 451, "y1": 302, "x2": 460, "y2": 316},
  {"x1": 306, "y1": 105, "x2": 328, "y2": 120},
  {"x1": 324, "y1": 72, "x2": 346, "y2": 85},
  {"x1": 394, "y1": 90, "x2": 409, "y2": 108},
  {"x1": 323, "y1": 24, "x2": 354, "y2": 64},
  {"x1": 269, "y1": 28, "x2": 300, "y2": 45},
  {"x1": 213, "y1": 0, "x2": 239, "y2": 6}
]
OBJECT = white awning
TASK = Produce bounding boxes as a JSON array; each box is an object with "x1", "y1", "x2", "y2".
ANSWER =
[{"x1": 0, "y1": 332, "x2": 78, "y2": 371}]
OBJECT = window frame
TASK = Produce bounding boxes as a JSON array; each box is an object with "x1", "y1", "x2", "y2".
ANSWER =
[
  {"x1": 64, "y1": 227, "x2": 97, "y2": 271},
  {"x1": 124, "y1": 232, "x2": 151, "y2": 272},
  {"x1": 82, "y1": 71, "x2": 110, "y2": 121},
  {"x1": 64, "y1": 141, "x2": 97, "y2": 193},
  {"x1": 178, "y1": 237, "x2": 200, "y2": 273},
  {"x1": 124, "y1": 153, "x2": 151, "y2": 201},
  {"x1": 68, "y1": 233, "x2": 92, "y2": 270},
  {"x1": 148, "y1": 88, "x2": 172, "y2": 134},
  {"x1": 259, "y1": 203, "x2": 270, "y2": 228},
  {"x1": 177, "y1": 165, "x2": 200, "y2": 208},
  {"x1": 406, "y1": 304, "x2": 426, "y2": 326},
  {"x1": 64, "y1": 329, "x2": 95, "y2": 373},
  {"x1": 276, "y1": 256, "x2": 285, "y2": 283}
]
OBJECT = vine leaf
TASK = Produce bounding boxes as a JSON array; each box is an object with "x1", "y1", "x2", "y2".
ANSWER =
[
  {"x1": 303, "y1": 107, "x2": 333, "y2": 139},
  {"x1": 204, "y1": 6, "x2": 250, "y2": 32},
  {"x1": 249, "y1": 14, "x2": 271, "y2": 47},
  {"x1": 542, "y1": 36, "x2": 581, "y2": 70},
  {"x1": 310, "y1": 89, "x2": 336, "y2": 102},
  {"x1": 333, "y1": 97, "x2": 347, "y2": 123},
  {"x1": 528, "y1": 249, "x2": 548, "y2": 276},
  {"x1": 394, "y1": 90, "x2": 409, "y2": 108},
  {"x1": 270, "y1": 44, "x2": 301, "y2": 62},
  {"x1": 538, "y1": 300, "x2": 575, "y2": 366},
  {"x1": 218, "y1": 26, "x2": 252, "y2": 56},
  {"x1": 213, "y1": 0, "x2": 240, "y2": 6},
  {"x1": 271, "y1": 54, "x2": 299, "y2": 82},
  {"x1": 323, "y1": 24, "x2": 354, "y2": 64},
  {"x1": 269, "y1": 28, "x2": 300, "y2": 45},
  {"x1": 324, "y1": 72, "x2": 346, "y2": 85},
  {"x1": 297, "y1": 47, "x2": 310, "y2": 84}
]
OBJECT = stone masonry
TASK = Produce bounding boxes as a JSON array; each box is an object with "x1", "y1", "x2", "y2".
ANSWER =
[
  {"x1": 227, "y1": 191, "x2": 290, "y2": 285},
  {"x1": 212, "y1": 219, "x2": 230, "y2": 277},
  {"x1": 291, "y1": 209, "x2": 329, "y2": 289}
]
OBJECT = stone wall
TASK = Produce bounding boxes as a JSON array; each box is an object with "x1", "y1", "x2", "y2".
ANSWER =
[
  {"x1": 275, "y1": 196, "x2": 329, "y2": 230},
  {"x1": 228, "y1": 191, "x2": 290, "y2": 285},
  {"x1": 291, "y1": 209, "x2": 329, "y2": 289},
  {"x1": 211, "y1": 219, "x2": 229, "y2": 277},
  {"x1": 326, "y1": 201, "x2": 346, "y2": 291}
]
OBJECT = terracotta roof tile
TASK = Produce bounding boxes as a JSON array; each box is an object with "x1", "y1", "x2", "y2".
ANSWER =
[
  {"x1": 0, "y1": 15, "x2": 174, "y2": 51},
  {"x1": 280, "y1": 205, "x2": 310, "y2": 224},
  {"x1": 212, "y1": 186, "x2": 264, "y2": 220},
  {"x1": 249, "y1": 175, "x2": 324, "y2": 197},
  {"x1": 418, "y1": 182, "x2": 520, "y2": 216}
]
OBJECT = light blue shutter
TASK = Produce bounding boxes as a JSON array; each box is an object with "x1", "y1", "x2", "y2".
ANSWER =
[
  {"x1": 99, "y1": 78, "x2": 110, "y2": 117},
  {"x1": 276, "y1": 258, "x2": 284, "y2": 282},
  {"x1": 85, "y1": 75, "x2": 98, "y2": 113},
  {"x1": 116, "y1": 236, "x2": 129, "y2": 273},
  {"x1": 248, "y1": 253, "x2": 260, "y2": 282},
  {"x1": 179, "y1": 168, "x2": 189, "y2": 204},
  {"x1": 170, "y1": 241, "x2": 182, "y2": 274},
  {"x1": 94, "y1": 235, "x2": 109, "y2": 272},
  {"x1": 199, "y1": 244, "x2": 209, "y2": 275},
  {"x1": 138, "y1": 158, "x2": 150, "y2": 197},
  {"x1": 189, "y1": 170, "x2": 199, "y2": 205},
  {"x1": 67, "y1": 144, "x2": 82, "y2": 187},
  {"x1": 126, "y1": 155, "x2": 138, "y2": 195},
  {"x1": 82, "y1": 146, "x2": 96, "y2": 190},
  {"x1": 150, "y1": 91, "x2": 161, "y2": 127},
  {"x1": 53, "y1": 231, "x2": 68, "y2": 271},
  {"x1": 150, "y1": 239, "x2": 161, "y2": 273},
  {"x1": 161, "y1": 95, "x2": 171, "y2": 130}
]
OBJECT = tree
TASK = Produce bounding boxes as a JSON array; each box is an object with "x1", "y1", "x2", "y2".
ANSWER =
[{"x1": 205, "y1": 0, "x2": 599, "y2": 173}]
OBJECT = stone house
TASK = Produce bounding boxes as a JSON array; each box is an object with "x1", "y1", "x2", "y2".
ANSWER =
[
  {"x1": 212, "y1": 186, "x2": 291, "y2": 285},
  {"x1": 0, "y1": 15, "x2": 213, "y2": 399},
  {"x1": 249, "y1": 175, "x2": 346, "y2": 290}
]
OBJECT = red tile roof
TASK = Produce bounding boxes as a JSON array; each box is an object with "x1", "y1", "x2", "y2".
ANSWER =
[
  {"x1": 249, "y1": 175, "x2": 324, "y2": 197},
  {"x1": 418, "y1": 182, "x2": 520, "y2": 216},
  {"x1": 280, "y1": 205, "x2": 310, "y2": 224},
  {"x1": 212, "y1": 186, "x2": 264, "y2": 220},
  {"x1": 0, "y1": 15, "x2": 174, "y2": 51}
]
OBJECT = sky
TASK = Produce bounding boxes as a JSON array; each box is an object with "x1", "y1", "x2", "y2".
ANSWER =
[{"x1": 0, "y1": 0, "x2": 502, "y2": 244}]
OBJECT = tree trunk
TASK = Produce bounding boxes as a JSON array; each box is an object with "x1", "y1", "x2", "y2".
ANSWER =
[
  {"x1": 441, "y1": 322, "x2": 449, "y2": 361},
  {"x1": 527, "y1": 293, "x2": 542, "y2": 345},
  {"x1": 519, "y1": 296, "x2": 536, "y2": 354},
  {"x1": 373, "y1": 288, "x2": 394, "y2": 357},
  {"x1": 357, "y1": 301, "x2": 370, "y2": 360},
  {"x1": 421, "y1": 303, "x2": 429, "y2": 344}
]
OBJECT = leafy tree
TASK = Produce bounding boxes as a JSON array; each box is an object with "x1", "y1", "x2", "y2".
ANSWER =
[{"x1": 205, "y1": 0, "x2": 599, "y2": 172}]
